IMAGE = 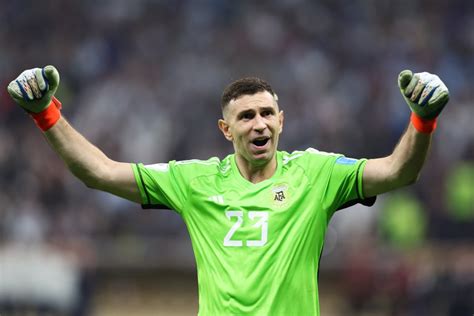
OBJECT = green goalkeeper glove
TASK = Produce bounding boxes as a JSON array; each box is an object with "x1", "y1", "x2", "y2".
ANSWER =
[
  {"x1": 7, "y1": 65, "x2": 62, "y2": 131},
  {"x1": 398, "y1": 70, "x2": 449, "y2": 120},
  {"x1": 7, "y1": 65, "x2": 60, "y2": 113}
]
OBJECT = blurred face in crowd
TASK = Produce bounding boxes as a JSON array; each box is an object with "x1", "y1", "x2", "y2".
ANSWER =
[{"x1": 219, "y1": 91, "x2": 284, "y2": 168}]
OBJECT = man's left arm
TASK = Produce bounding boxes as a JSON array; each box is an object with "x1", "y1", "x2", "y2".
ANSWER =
[{"x1": 363, "y1": 70, "x2": 449, "y2": 198}]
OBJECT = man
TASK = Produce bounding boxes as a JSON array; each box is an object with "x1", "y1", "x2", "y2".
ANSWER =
[{"x1": 7, "y1": 66, "x2": 449, "y2": 315}]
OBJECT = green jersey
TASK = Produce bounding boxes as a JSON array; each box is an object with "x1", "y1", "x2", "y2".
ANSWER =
[{"x1": 132, "y1": 148, "x2": 367, "y2": 315}]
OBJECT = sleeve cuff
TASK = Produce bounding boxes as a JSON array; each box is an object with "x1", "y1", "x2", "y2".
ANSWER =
[
  {"x1": 356, "y1": 159, "x2": 368, "y2": 200},
  {"x1": 131, "y1": 163, "x2": 150, "y2": 205}
]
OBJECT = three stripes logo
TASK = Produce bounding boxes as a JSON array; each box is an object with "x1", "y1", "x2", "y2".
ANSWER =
[{"x1": 209, "y1": 195, "x2": 224, "y2": 204}]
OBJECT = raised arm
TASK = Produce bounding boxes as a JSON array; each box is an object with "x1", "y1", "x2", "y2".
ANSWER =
[
  {"x1": 363, "y1": 70, "x2": 449, "y2": 197},
  {"x1": 7, "y1": 65, "x2": 141, "y2": 203},
  {"x1": 44, "y1": 117, "x2": 141, "y2": 202}
]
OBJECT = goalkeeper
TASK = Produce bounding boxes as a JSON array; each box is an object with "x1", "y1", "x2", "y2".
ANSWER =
[{"x1": 7, "y1": 66, "x2": 449, "y2": 316}]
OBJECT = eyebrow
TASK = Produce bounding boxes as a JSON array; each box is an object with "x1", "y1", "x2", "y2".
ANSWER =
[
  {"x1": 259, "y1": 106, "x2": 276, "y2": 113},
  {"x1": 237, "y1": 106, "x2": 275, "y2": 117}
]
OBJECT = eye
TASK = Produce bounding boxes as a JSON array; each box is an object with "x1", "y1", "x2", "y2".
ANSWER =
[
  {"x1": 240, "y1": 112, "x2": 254, "y2": 120},
  {"x1": 261, "y1": 110, "x2": 273, "y2": 117}
]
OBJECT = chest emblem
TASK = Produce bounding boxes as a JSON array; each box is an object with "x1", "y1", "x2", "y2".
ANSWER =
[{"x1": 272, "y1": 184, "x2": 289, "y2": 206}]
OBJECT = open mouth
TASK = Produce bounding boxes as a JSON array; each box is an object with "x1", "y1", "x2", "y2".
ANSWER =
[{"x1": 251, "y1": 137, "x2": 270, "y2": 147}]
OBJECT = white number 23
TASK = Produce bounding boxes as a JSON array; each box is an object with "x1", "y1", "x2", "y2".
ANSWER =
[{"x1": 224, "y1": 211, "x2": 268, "y2": 247}]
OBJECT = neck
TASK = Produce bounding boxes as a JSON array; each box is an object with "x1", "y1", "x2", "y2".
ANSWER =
[{"x1": 235, "y1": 154, "x2": 277, "y2": 184}]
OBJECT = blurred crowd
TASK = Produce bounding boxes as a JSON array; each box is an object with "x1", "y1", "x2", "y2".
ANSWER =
[{"x1": 0, "y1": 0, "x2": 473, "y2": 315}]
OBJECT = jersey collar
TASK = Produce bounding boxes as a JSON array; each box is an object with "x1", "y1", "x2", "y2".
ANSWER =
[{"x1": 230, "y1": 151, "x2": 283, "y2": 187}]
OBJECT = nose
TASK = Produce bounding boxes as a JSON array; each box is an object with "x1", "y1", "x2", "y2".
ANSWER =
[{"x1": 253, "y1": 114, "x2": 266, "y2": 132}]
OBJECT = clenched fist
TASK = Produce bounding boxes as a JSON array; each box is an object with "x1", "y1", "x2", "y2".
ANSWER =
[{"x1": 7, "y1": 65, "x2": 60, "y2": 113}]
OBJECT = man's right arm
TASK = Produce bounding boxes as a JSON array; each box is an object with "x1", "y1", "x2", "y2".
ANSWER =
[
  {"x1": 45, "y1": 117, "x2": 141, "y2": 203},
  {"x1": 7, "y1": 65, "x2": 142, "y2": 203}
]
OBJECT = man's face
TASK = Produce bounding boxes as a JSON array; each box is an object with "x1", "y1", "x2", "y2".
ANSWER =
[{"x1": 219, "y1": 91, "x2": 284, "y2": 167}]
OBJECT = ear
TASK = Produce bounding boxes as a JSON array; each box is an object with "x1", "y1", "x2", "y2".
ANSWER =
[
  {"x1": 218, "y1": 119, "x2": 233, "y2": 141},
  {"x1": 278, "y1": 110, "x2": 284, "y2": 134}
]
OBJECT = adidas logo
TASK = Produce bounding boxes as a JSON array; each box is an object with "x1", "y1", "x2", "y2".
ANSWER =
[{"x1": 208, "y1": 195, "x2": 224, "y2": 204}]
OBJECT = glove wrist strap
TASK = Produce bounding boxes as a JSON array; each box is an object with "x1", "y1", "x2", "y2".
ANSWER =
[
  {"x1": 30, "y1": 97, "x2": 62, "y2": 132},
  {"x1": 410, "y1": 112, "x2": 437, "y2": 133}
]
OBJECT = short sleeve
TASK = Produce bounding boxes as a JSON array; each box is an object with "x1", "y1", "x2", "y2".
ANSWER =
[
  {"x1": 132, "y1": 161, "x2": 189, "y2": 213},
  {"x1": 325, "y1": 156, "x2": 367, "y2": 216}
]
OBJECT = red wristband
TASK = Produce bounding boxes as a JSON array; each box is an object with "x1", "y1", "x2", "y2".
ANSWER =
[
  {"x1": 410, "y1": 112, "x2": 437, "y2": 134},
  {"x1": 30, "y1": 97, "x2": 62, "y2": 132}
]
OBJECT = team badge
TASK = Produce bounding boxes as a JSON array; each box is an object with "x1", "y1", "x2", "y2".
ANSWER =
[{"x1": 272, "y1": 184, "x2": 289, "y2": 206}]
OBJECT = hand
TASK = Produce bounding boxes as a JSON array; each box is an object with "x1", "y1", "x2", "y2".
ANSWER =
[
  {"x1": 398, "y1": 70, "x2": 449, "y2": 119},
  {"x1": 7, "y1": 65, "x2": 60, "y2": 113}
]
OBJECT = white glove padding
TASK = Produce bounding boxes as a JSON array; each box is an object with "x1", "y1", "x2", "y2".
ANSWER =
[
  {"x1": 7, "y1": 65, "x2": 60, "y2": 113},
  {"x1": 398, "y1": 70, "x2": 449, "y2": 119}
]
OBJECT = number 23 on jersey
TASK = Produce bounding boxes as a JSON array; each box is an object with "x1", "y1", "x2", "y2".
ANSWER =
[{"x1": 223, "y1": 211, "x2": 269, "y2": 247}]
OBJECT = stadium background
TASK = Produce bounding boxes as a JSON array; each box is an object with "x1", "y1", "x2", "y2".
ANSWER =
[{"x1": 0, "y1": 0, "x2": 473, "y2": 315}]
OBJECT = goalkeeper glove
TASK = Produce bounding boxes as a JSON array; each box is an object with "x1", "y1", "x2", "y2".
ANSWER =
[
  {"x1": 7, "y1": 65, "x2": 62, "y2": 131},
  {"x1": 398, "y1": 70, "x2": 449, "y2": 133}
]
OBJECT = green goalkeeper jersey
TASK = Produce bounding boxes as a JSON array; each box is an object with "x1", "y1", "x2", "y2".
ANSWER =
[{"x1": 132, "y1": 148, "x2": 367, "y2": 316}]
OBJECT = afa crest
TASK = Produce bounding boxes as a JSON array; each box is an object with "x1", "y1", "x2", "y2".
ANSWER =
[{"x1": 272, "y1": 184, "x2": 289, "y2": 205}]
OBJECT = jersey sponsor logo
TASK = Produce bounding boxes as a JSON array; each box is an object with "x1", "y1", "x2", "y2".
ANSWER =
[
  {"x1": 335, "y1": 157, "x2": 358, "y2": 165},
  {"x1": 145, "y1": 163, "x2": 169, "y2": 172}
]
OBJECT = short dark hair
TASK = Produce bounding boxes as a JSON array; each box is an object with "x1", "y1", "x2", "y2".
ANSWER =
[{"x1": 221, "y1": 77, "x2": 276, "y2": 110}]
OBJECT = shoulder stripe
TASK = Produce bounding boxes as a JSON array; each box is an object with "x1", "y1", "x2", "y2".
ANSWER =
[
  {"x1": 283, "y1": 153, "x2": 304, "y2": 165},
  {"x1": 282, "y1": 148, "x2": 340, "y2": 164},
  {"x1": 305, "y1": 147, "x2": 339, "y2": 156},
  {"x1": 175, "y1": 157, "x2": 220, "y2": 166}
]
